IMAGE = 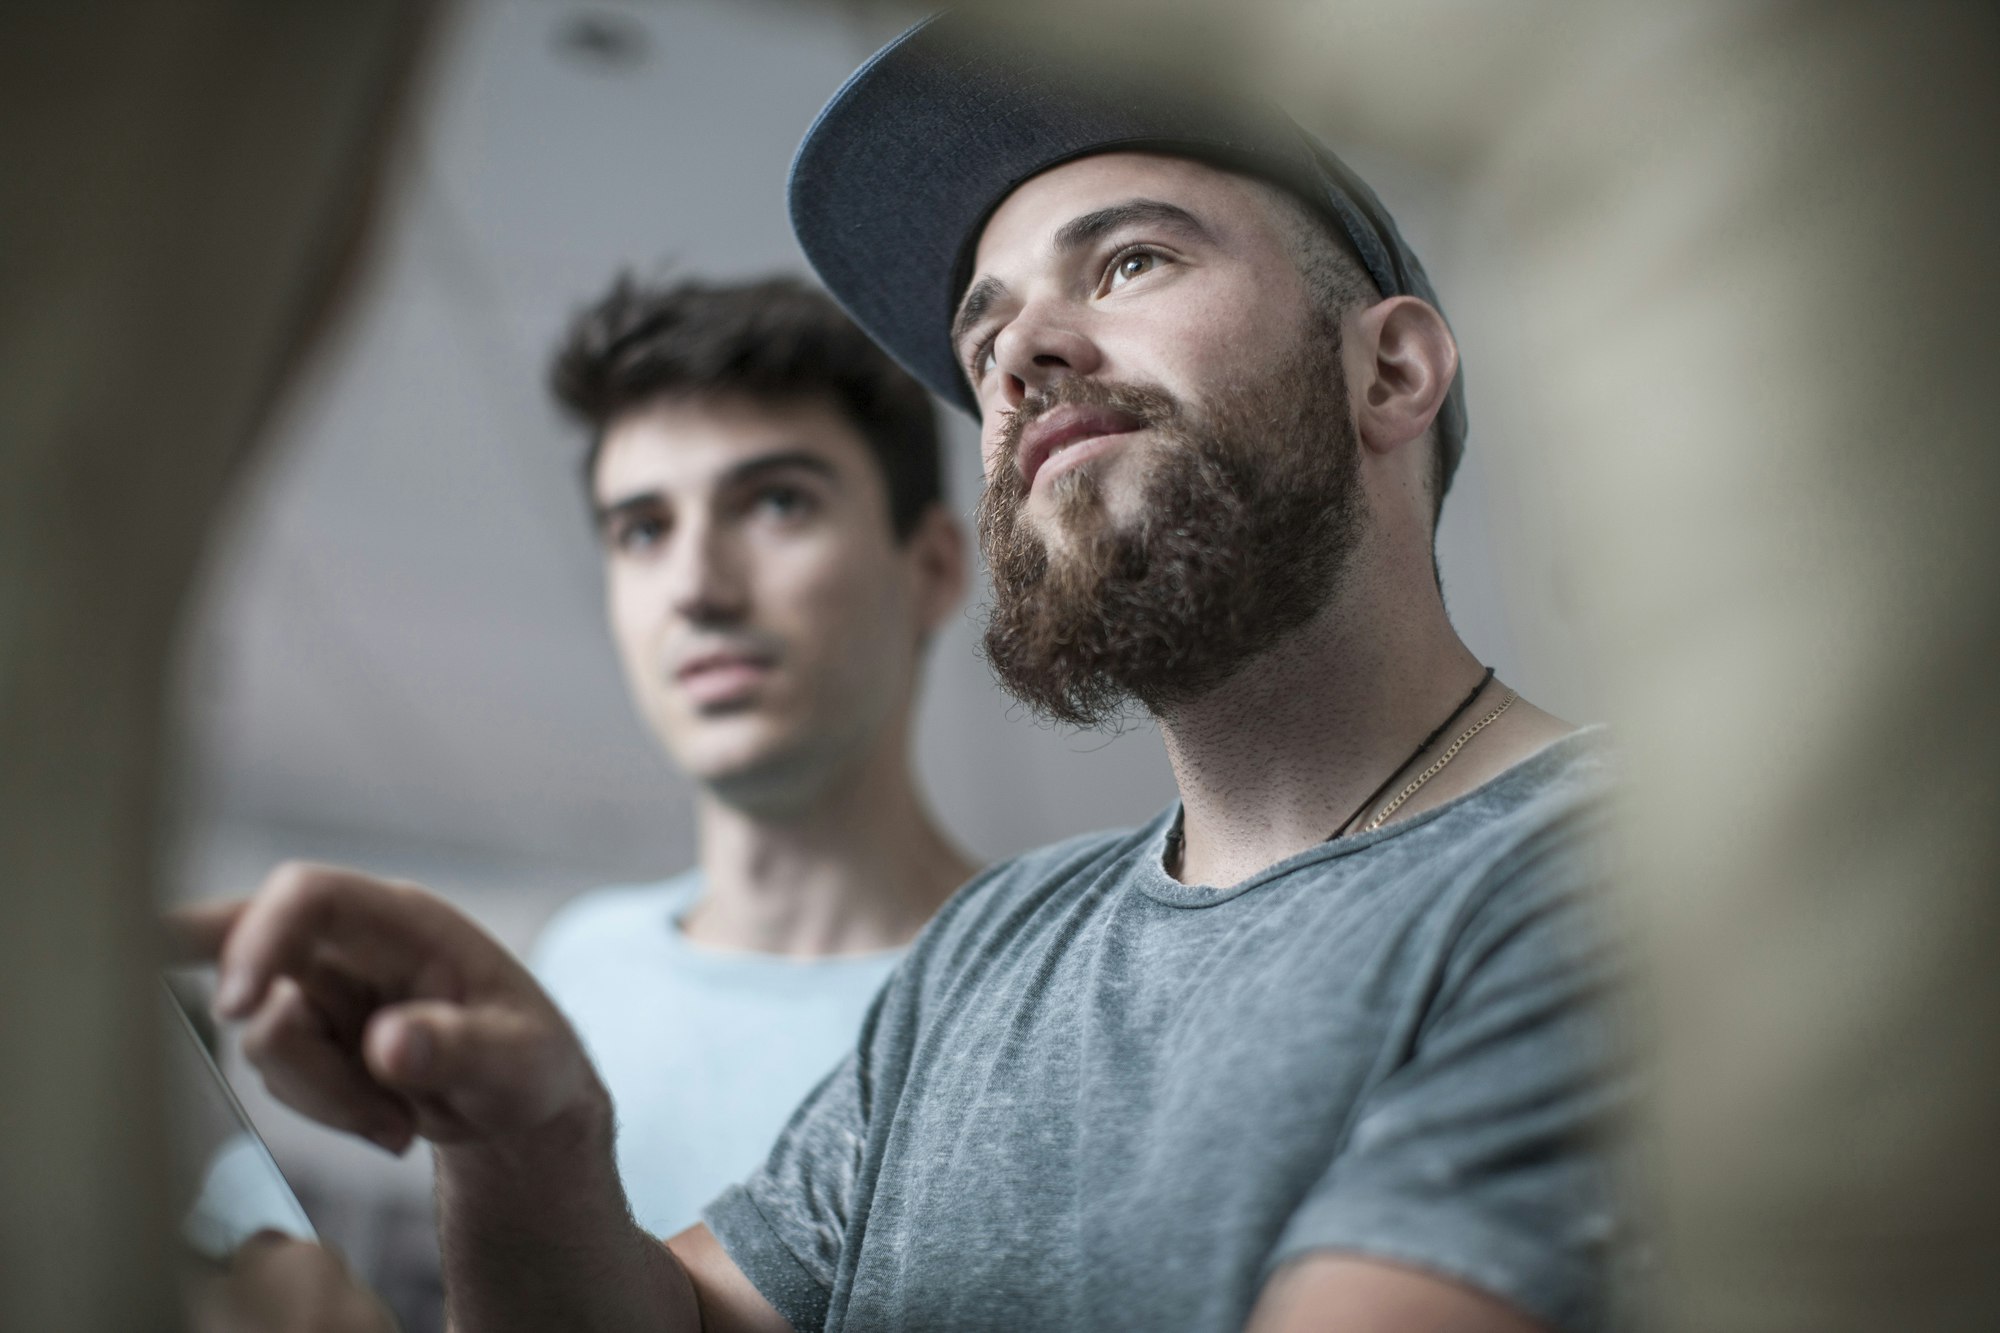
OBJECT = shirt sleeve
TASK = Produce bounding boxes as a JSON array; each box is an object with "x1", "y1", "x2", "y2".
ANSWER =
[
  {"x1": 702, "y1": 986, "x2": 893, "y2": 1332},
  {"x1": 1267, "y1": 826, "x2": 1634, "y2": 1333}
]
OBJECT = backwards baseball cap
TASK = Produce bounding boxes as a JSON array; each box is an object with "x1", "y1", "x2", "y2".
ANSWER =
[{"x1": 788, "y1": 10, "x2": 1468, "y2": 492}]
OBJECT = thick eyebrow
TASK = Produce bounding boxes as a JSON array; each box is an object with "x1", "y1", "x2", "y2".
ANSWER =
[
  {"x1": 715, "y1": 449, "x2": 841, "y2": 492},
  {"x1": 592, "y1": 449, "x2": 840, "y2": 532},
  {"x1": 1051, "y1": 198, "x2": 1212, "y2": 257},
  {"x1": 950, "y1": 277, "x2": 1007, "y2": 359},
  {"x1": 950, "y1": 198, "x2": 1214, "y2": 357}
]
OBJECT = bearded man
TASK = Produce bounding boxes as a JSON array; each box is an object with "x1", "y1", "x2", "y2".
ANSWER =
[{"x1": 178, "y1": 15, "x2": 1631, "y2": 1333}]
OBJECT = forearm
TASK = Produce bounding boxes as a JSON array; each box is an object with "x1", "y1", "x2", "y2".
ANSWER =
[{"x1": 436, "y1": 1088, "x2": 701, "y2": 1333}]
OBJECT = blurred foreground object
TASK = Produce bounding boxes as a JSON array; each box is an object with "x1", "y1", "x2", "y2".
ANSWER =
[
  {"x1": 185, "y1": 1232, "x2": 399, "y2": 1333},
  {"x1": 1495, "y1": 9, "x2": 2000, "y2": 1330},
  {"x1": 0, "y1": 3, "x2": 430, "y2": 1329},
  {"x1": 1250, "y1": 2, "x2": 2000, "y2": 1327}
]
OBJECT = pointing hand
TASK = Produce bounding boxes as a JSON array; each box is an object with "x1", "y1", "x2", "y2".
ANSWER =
[{"x1": 169, "y1": 862, "x2": 599, "y2": 1155}]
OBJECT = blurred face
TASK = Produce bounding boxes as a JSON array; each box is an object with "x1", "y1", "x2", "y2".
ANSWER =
[
  {"x1": 593, "y1": 396, "x2": 939, "y2": 806},
  {"x1": 953, "y1": 152, "x2": 1366, "y2": 724}
]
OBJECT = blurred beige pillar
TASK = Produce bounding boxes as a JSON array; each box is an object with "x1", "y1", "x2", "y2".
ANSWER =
[
  {"x1": 1258, "y1": 1, "x2": 2000, "y2": 1326},
  {"x1": 0, "y1": 4, "x2": 430, "y2": 1328},
  {"x1": 1489, "y1": 8, "x2": 2000, "y2": 1329}
]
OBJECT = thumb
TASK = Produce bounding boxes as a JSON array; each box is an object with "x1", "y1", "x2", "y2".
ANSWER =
[{"x1": 362, "y1": 1000, "x2": 586, "y2": 1135}]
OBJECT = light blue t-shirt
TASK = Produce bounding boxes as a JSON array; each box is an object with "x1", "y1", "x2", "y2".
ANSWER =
[{"x1": 531, "y1": 872, "x2": 904, "y2": 1238}]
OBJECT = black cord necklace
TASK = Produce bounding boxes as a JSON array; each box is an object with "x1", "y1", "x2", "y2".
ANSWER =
[
  {"x1": 1325, "y1": 665, "x2": 1496, "y2": 842},
  {"x1": 1162, "y1": 665, "x2": 1498, "y2": 872}
]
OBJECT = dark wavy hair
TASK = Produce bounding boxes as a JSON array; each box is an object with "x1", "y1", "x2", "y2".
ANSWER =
[{"x1": 550, "y1": 274, "x2": 943, "y2": 540}]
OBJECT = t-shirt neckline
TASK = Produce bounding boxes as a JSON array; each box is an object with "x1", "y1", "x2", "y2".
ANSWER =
[
  {"x1": 1133, "y1": 726, "x2": 1607, "y2": 909},
  {"x1": 657, "y1": 876, "x2": 910, "y2": 972}
]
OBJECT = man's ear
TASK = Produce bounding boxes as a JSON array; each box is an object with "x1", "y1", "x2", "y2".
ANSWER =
[
  {"x1": 1352, "y1": 295, "x2": 1458, "y2": 457},
  {"x1": 904, "y1": 502, "x2": 968, "y2": 639}
]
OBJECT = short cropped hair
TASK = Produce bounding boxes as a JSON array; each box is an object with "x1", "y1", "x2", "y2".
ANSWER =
[
  {"x1": 1260, "y1": 182, "x2": 1450, "y2": 529},
  {"x1": 550, "y1": 275, "x2": 943, "y2": 540}
]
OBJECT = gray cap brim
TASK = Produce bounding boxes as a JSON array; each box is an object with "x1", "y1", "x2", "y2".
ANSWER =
[{"x1": 788, "y1": 12, "x2": 1466, "y2": 488}]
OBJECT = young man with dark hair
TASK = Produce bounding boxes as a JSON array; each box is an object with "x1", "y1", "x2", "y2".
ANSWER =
[
  {"x1": 526, "y1": 272, "x2": 973, "y2": 1238},
  {"x1": 181, "y1": 17, "x2": 1629, "y2": 1333},
  {"x1": 551, "y1": 275, "x2": 944, "y2": 542}
]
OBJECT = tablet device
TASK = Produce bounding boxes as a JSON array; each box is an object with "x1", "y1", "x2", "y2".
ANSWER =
[{"x1": 162, "y1": 978, "x2": 320, "y2": 1260}]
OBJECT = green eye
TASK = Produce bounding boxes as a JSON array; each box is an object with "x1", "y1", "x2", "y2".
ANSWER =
[{"x1": 1108, "y1": 250, "x2": 1159, "y2": 288}]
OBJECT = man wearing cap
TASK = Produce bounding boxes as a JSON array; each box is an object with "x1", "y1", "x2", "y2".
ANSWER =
[{"x1": 181, "y1": 15, "x2": 1628, "y2": 1333}]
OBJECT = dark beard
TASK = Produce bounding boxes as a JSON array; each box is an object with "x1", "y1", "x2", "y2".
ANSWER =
[{"x1": 975, "y1": 309, "x2": 1364, "y2": 728}]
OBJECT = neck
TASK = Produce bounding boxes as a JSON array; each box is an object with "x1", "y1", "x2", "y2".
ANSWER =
[
  {"x1": 1158, "y1": 554, "x2": 1484, "y2": 887},
  {"x1": 685, "y1": 716, "x2": 974, "y2": 956}
]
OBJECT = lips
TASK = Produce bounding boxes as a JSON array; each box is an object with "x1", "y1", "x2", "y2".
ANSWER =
[
  {"x1": 673, "y1": 646, "x2": 777, "y2": 707},
  {"x1": 1017, "y1": 403, "x2": 1146, "y2": 490}
]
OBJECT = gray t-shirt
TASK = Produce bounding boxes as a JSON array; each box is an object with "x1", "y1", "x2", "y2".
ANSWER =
[{"x1": 705, "y1": 733, "x2": 1627, "y2": 1332}]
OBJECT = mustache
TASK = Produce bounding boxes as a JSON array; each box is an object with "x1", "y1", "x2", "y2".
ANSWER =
[{"x1": 995, "y1": 376, "x2": 1185, "y2": 462}]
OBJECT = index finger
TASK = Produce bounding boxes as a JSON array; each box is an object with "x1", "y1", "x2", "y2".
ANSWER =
[
  {"x1": 161, "y1": 899, "x2": 245, "y2": 966},
  {"x1": 213, "y1": 863, "x2": 482, "y2": 1019}
]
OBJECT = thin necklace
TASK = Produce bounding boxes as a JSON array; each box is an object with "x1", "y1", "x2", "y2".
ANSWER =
[
  {"x1": 1327, "y1": 666, "x2": 1496, "y2": 841},
  {"x1": 1355, "y1": 689, "x2": 1516, "y2": 834},
  {"x1": 1160, "y1": 666, "x2": 1502, "y2": 874}
]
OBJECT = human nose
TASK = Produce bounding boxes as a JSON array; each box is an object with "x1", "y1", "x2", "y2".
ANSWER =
[
  {"x1": 661, "y1": 515, "x2": 748, "y2": 626},
  {"x1": 991, "y1": 296, "x2": 1103, "y2": 408}
]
